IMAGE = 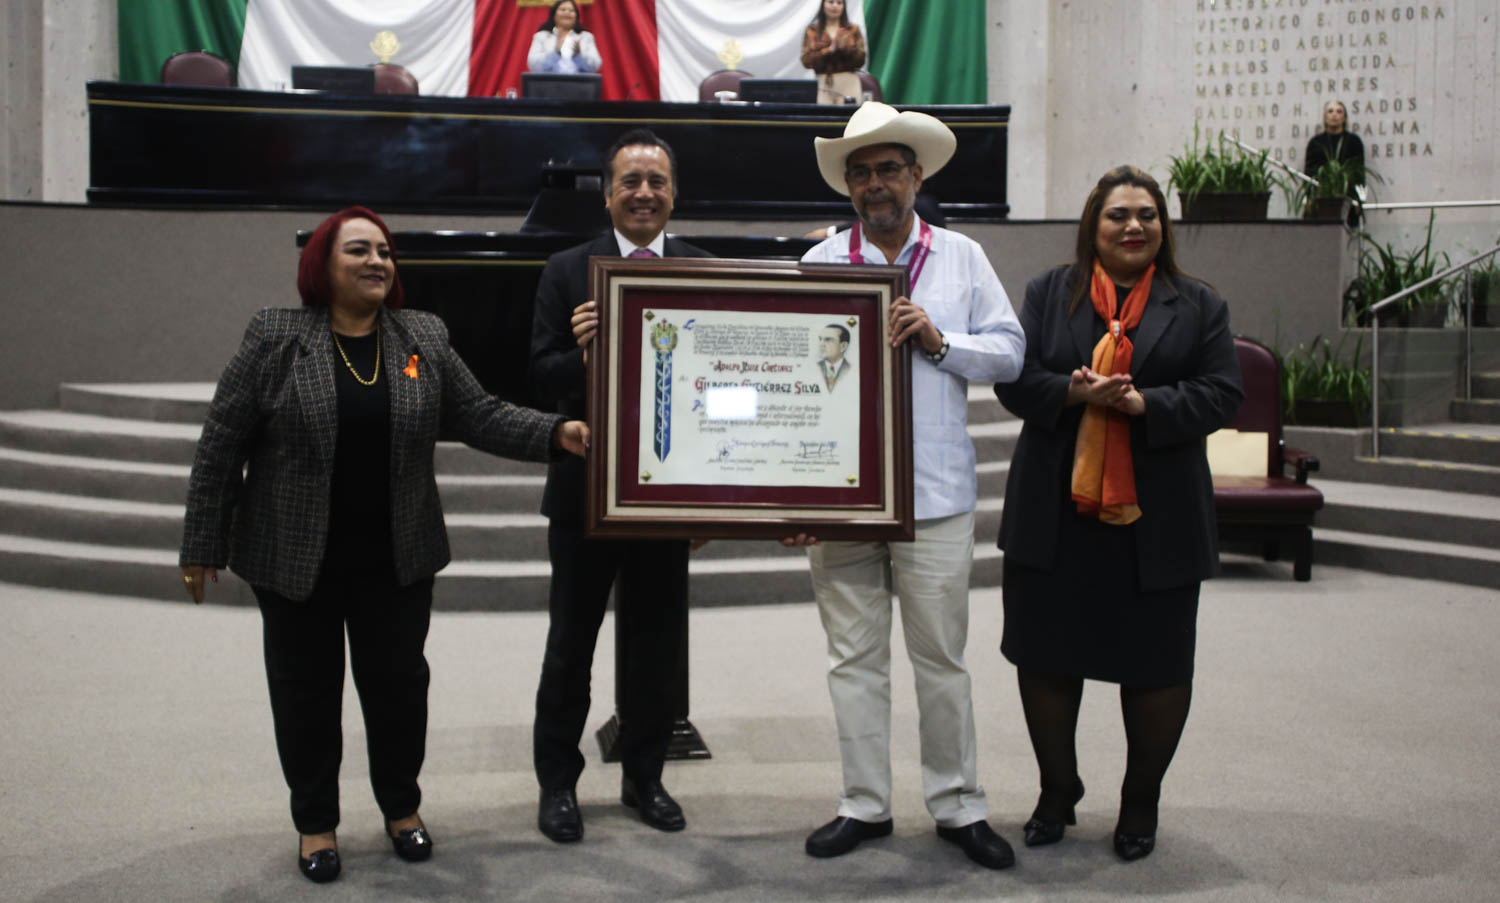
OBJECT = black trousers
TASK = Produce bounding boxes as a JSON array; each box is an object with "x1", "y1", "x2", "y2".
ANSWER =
[
  {"x1": 254, "y1": 574, "x2": 434, "y2": 835},
  {"x1": 533, "y1": 522, "x2": 688, "y2": 790}
]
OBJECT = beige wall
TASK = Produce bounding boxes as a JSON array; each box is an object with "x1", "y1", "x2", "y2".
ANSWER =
[
  {"x1": 990, "y1": 1, "x2": 1499, "y2": 222},
  {"x1": 0, "y1": 0, "x2": 116, "y2": 202}
]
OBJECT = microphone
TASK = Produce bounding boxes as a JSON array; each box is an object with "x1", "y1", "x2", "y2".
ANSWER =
[{"x1": 624, "y1": 81, "x2": 642, "y2": 101}]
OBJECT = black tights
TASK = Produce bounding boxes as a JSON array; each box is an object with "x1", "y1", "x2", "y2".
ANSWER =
[{"x1": 1016, "y1": 668, "x2": 1192, "y2": 836}]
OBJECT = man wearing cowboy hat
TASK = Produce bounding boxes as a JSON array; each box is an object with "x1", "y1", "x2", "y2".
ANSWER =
[{"x1": 792, "y1": 102, "x2": 1025, "y2": 869}]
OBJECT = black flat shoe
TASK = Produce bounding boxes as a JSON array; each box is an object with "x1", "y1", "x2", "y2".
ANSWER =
[
  {"x1": 936, "y1": 820, "x2": 1016, "y2": 870},
  {"x1": 387, "y1": 819, "x2": 433, "y2": 862},
  {"x1": 538, "y1": 787, "x2": 583, "y2": 843},
  {"x1": 297, "y1": 844, "x2": 341, "y2": 884},
  {"x1": 621, "y1": 776, "x2": 685, "y2": 832},
  {"x1": 1113, "y1": 830, "x2": 1156, "y2": 861},
  {"x1": 805, "y1": 815, "x2": 893, "y2": 858},
  {"x1": 1023, "y1": 777, "x2": 1086, "y2": 847}
]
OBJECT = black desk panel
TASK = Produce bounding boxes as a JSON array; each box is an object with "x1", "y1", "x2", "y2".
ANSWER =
[
  {"x1": 311, "y1": 231, "x2": 819, "y2": 409},
  {"x1": 87, "y1": 82, "x2": 1009, "y2": 220}
]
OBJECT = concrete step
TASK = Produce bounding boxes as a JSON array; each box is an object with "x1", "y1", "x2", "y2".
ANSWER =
[
  {"x1": 1474, "y1": 372, "x2": 1500, "y2": 397},
  {"x1": 0, "y1": 409, "x2": 551, "y2": 476},
  {"x1": 0, "y1": 446, "x2": 191, "y2": 503},
  {"x1": 1286, "y1": 426, "x2": 1500, "y2": 495},
  {"x1": 1451, "y1": 398, "x2": 1500, "y2": 424},
  {"x1": 0, "y1": 446, "x2": 548, "y2": 511},
  {"x1": 59, "y1": 382, "x2": 214, "y2": 423},
  {"x1": 0, "y1": 478, "x2": 1009, "y2": 562},
  {"x1": 1374, "y1": 424, "x2": 1500, "y2": 468},
  {"x1": 1316, "y1": 479, "x2": 1500, "y2": 549},
  {"x1": 0, "y1": 531, "x2": 1003, "y2": 610},
  {"x1": 1313, "y1": 528, "x2": 1500, "y2": 592},
  {"x1": 0, "y1": 410, "x2": 202, "y2": 464}
]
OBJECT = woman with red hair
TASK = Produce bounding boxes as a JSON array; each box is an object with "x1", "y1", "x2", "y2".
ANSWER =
[{"x1": 179, "y1": 207, "x2": 587, "y2": 883}]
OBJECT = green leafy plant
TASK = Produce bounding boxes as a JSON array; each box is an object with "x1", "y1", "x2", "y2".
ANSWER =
[
  {"x1": 1167, "y1": 125, "x2": 1285, "y2": 204},
  {"x1": 1289, "y1": 150, "x2": 1384, "y2": 215},
  {"x1": 1456, "y1": 248, "x2": 1499, "y2": 326},
  {"x1": 1277, "y1": 333, "x2": 1373, "y2": 424},
  {"x1": 1342, "y1": 210, "x2": 1451, "y2": 326}
]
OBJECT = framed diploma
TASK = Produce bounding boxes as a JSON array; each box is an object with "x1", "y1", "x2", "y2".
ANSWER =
[{"x1": 586, "y1": 257, "x2": 913, "y2": 541}]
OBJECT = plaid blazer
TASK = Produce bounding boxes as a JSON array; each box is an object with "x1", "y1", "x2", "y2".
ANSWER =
[{"x1": 181, "y1": 306, "x2": 565, "y2": 600}]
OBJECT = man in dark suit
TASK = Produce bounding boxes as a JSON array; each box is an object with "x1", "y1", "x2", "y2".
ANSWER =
[{"x1": 528, "y1": 128, "x2": 711, "y2": 843}]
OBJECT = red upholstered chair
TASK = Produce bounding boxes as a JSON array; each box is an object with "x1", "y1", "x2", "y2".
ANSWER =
[
  {"x1": 699, "y1": 70, "x2": 751, "y2": 102},
  {"x1": 1211, "y1": 337, "x2": 1325, "y2": 580},
  {"x1": 855, "y1": 70, "x2": 882, "y2": 102},
  {"x1": 160, "y1": 51, "x2": 234, "y2": 88},
  {"x1": 373, "y1": 63, "x2": 419, "y2": 95}
]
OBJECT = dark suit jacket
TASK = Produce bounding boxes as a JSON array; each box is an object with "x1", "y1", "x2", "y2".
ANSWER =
[
  {"x1": 996, "y1": 265, "x2": 1243, "y2": 591},
  {"x1": 530, "y1": 233, "x2": 712, "y2": 525},
  {"x1": 181, "y1": 306, "x2": 565, "y2": 600}
]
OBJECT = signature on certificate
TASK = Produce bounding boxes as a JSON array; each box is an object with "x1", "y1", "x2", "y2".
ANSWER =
[
  {"x1": 714, "y1": 437, "x2": 791, "y2": 461},
  {"x1": 797, "y1": 441, "x2": 838, "y2": 459}
]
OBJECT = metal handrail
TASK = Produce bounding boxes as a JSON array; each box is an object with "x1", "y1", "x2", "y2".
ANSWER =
[
  {"x1": 1226, "y1": 136, "x2": 1319, "y2": 187},
  {"x1": 1370, "y1": 244, "x2": 1500, "y2": 456},
  {"x1": 1364, "y1": 200, "x2": 1500, "y2": 211}
]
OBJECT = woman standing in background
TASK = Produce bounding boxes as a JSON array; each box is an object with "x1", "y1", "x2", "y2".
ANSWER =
[{"x1": 801, "y1": 0, "x2": 867, "y2": 105}]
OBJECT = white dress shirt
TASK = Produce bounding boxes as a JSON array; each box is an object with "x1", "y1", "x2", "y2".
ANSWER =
[
  {"x1": 802, "y1": 217, "x2": 1025, "y2": 519},
  {"x1": 613, "y1": 229, "x2": 666, "y2": 257}
]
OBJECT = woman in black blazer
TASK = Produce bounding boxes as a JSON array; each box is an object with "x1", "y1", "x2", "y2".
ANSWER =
[
  {"x1": 179, "y1": 207, "x2": 587, "y2": 883},
  {"x1": 996, "y1": 167, "x2": 1242, "y2": 862}
]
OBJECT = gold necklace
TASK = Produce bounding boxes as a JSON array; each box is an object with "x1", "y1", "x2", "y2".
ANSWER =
[{"x1": 332, "y1": 325, "x2": 380, "y2": 386}]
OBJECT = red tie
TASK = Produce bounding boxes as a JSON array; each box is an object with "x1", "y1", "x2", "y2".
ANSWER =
[{"x1": 629, "y1": 247, "x2": 657, "y2": 258}]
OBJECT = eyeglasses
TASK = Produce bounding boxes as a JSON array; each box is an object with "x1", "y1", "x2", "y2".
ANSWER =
[{"x1": 845, "y1": 161, "x2": 911, "y2": 185}]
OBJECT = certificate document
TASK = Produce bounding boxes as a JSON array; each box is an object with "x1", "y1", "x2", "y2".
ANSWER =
[
  {"x1": 635, "y1": 308, "x2": 862, "y2": 488},
  {"x1": 587, "y1": 257, "x2": 914, "y2": 541}
]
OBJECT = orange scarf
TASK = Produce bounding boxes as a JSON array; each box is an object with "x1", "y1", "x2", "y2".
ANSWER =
[{"x1": 1070, "y1": 261, "x2": 1153, "y2": 525}]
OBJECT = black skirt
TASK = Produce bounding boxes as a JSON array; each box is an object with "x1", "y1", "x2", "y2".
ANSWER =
[{"x1": 1001, "y1": 508, "x2": 1200, "y2": 686}]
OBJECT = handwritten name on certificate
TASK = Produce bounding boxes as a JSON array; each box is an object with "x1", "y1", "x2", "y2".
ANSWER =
[{"x1": 636, "y1": 310, "x2": 863, "y2": 487}]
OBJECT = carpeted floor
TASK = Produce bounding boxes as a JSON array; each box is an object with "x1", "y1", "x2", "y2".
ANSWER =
[{"x1": 3, "y1": 556, "x2": 1497, "y2": 902}]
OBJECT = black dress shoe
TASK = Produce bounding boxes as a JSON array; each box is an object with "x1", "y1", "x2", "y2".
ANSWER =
[
  {"x1": 387, "y1": 820, "x2": 433, "y2": 862},
  {"x1": 538, "y1": 787, "x2": 583, "y2": 843},
  {"x1": 1113, "y1": 830, "x2": 1156, "y2": 861},
  {"x1": 621, "y1": 777, "x2": 685, "y2": 832},
  {"x1": 1023, "y1": 777, "x2": 1086, "y2": 847},
  {"x1": 1114, "y1": 801, "x2": 1158, "y2": 861},
  {"x1": 936, "y1": 820, "x2": 1016, "y2": 870},
  {"x1": 297, "y1": 845, "x2": 341, "y2": 884},
  {"x1": 804, "y1": 816, "x2": 893, "y2": 858}
]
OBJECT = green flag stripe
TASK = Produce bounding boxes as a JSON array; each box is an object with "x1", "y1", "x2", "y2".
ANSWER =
[
  {"x1": 864, "y1": 0, "x2": 986, "y2": 105},
  {"x1": 118, "y1": 0, "x2": 249, "y2": 84}
]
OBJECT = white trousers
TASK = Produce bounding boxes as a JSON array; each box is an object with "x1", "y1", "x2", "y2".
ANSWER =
[{"x1": 807, "y1": 510, "x2": 988, "y2": 827}]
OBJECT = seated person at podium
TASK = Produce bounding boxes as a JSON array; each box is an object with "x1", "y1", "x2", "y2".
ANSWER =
[
  {"x1": 801, "y1": 0, "x2": 866, "y2": 105},
  {"x1": 528, "y1": 0, "x2": 602, "y2": 74}
]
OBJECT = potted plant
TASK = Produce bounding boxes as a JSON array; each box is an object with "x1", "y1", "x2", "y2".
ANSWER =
[
  {"x1": 1457, "y1": 246, "x2": 1498, "y2": 328},
  {"x1": 1292, "y1": 153, "x2": 1383, "y2": 222},
  {"x1": 1278, "y1": 334, "x2": 1373, "y2": 426},
  {"x1": 1167, "y1": 126, "x2": 1285, "y2": 221},
  {"x1": 1342, "y1": 211, "x2": 1452, "y2": 327}
]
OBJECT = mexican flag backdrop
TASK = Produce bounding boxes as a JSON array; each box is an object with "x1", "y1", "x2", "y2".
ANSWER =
[{"x1": 118, "y1": 0, "x2": 986, "y2": 105}]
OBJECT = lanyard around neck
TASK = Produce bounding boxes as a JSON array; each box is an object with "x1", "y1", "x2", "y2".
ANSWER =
[{"x1": 848, "y1": 219, "x2": 933, "y2": 294}]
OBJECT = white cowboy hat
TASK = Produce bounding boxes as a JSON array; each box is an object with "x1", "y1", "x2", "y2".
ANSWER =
[{"x1": 814, "y1": 101, "x2": 957, "y2": 196}]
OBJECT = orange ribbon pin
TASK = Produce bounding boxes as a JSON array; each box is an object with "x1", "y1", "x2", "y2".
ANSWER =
[{"x1": 403, "y1": 354, "x2": 419, "y2": 379}]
